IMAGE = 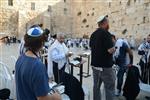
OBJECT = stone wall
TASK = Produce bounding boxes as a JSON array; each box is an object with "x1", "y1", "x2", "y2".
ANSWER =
[
  {"x1": 108, "y1": 0, "x2": 150, "y2": 40},
  {"x1": 42, "y1": 0, "x2": 73, "y2": 36},
  {"x1": 70, "y1": 1, "x2": 101, "y2": 37},
  {"x1": 0, "y1": 0, "x2": 150, "y2": 41},
  {"x1": 71, "y1": 0, "x2": 150, "y2": 41},
  {"x1": 0, "y1": 8, "x2": 18, "y2": 36},
  {"x1": 0, "y1": 0, "x2": 71, "y2": 38}
]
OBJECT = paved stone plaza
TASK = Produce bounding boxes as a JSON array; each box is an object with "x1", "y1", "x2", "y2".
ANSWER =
[{"x1": 0, "y1": 43, "x2": 149, "y2": 100}]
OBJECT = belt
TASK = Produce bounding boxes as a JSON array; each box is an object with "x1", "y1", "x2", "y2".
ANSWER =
[{"x1": 92, "y1": 66, "x2": 103, "y2": 71}]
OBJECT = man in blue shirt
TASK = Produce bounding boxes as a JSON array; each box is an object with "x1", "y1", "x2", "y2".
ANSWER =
[
  {"x1": 15, "y1": 27, "x2": 61, "y2": 100},
  {"x1": 16, "y1": 54, "x2": 50, "y2": 99},
  {"x1": 114, "y1": 38, "x2": 133, "y2": 96}
]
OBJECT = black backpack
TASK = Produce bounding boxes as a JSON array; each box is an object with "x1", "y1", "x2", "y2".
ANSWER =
[
  {"x1": 0, "y1": 88, "x2": 10, "y2": 99},
  {"x1": 123, "y1": 65, "x2": 140, "y2": 100}
]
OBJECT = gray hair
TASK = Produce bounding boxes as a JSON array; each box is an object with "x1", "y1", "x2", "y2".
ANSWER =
[{"x1": 57, "y1": 32, "x2": 65, "y2": 38}]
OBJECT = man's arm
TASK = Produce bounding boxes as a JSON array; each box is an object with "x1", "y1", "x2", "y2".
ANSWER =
[
  {"x1": 103, "y1": 31, "x2": 115, "y2": 54},
  {"x1": 33, "y1": 63, "x2": 61, "y2": 100},
  {"x1": 126, "y1": 47, "x2": 133, "y2": 65},
  {"x1": 51, "y1": 48, "x2": 66, "y2": 61},
  {"x1": 108, "y1": 47, "x2": 116, "y2": 54},
  {"x1": 89, "y1": 33, "x2": 94, "y2": 48},
  {"x1": 38, "y1": 93, "x2": 61, "y2": 100}
]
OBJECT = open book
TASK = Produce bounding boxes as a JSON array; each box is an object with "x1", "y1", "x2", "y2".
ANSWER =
[
  {"x1": 70, "y1": 60, "x2": 80, "y2": 65},
  {"x1": 83, "y1": 52, "x2": 90, "y2": 56}
]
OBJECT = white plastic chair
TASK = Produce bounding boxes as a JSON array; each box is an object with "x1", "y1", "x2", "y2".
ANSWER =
[
  {"x1": 0, "y1": 61, "x2": 16, "y2": 99},
  {"x1": 61, "y1": 94, "x2": 70, "y2": 100},
  {"x1": 139, "y1": 83, "x2": 150, "y2": 96},
  {"x1": 136, "y1": 64, "x2": 150, "y2": 96},
  {"x1": 10, "y1": 55, "x2": 17, "y2": 72},
  {"x1": 82, "y1": 85, "x2": 90, "y2": 100},
  {"x1": 10, "y1": 56, "x2": 17, "y2": 63}
]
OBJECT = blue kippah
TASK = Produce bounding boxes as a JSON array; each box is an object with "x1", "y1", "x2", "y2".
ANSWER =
[{"x1": 27, "y1": 27, "x2": 43, "y2": 37}]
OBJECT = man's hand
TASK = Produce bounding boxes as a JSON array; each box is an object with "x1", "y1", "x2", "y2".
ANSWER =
[
  {"x1": 127, "y1": 64, "x2": 132, "y2": 68},
  {"x1": 37, "y1": 92, "x2": 61, "y2": 100},
  {"x1": 66, "y1": 52, "x2": 73, "y2": 57},
  {"x1": 51, "y1": 93, "x2": 61, "y2": 100},
  {"x1": 49, "y1": 77, "x2": 54, "y2": 83},
  {"x1": 108, "y1": 47, "x2": 116, "y2": 54}
]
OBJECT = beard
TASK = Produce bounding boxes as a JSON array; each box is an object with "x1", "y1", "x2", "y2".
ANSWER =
[{"x1": 105, "y1": 25, "x2": 109, "y2": 31}]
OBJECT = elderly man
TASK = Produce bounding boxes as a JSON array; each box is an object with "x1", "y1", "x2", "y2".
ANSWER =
[
  {"x1": 89, "y1": 15, "x2": 116, "y2": 100},
  {"x1": 47, "y1": 33, "x2": 72, "y2": 83}
]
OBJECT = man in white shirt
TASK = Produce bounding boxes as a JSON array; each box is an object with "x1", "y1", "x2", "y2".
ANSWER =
[{"x1": 47, "y1": 33, "x2": 72, "y2": 83}]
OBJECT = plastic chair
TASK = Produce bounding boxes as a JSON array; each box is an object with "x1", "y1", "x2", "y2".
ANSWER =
[
  {"x1": 10, "y1": 55, "x2": 17, "y2": 71},
  {"x1": 10, "y1": 56, "x2": 17, "y2": 63},
  {"x1": 0, "y1": 61, "x2": 16, "y2": 99},
  {"x1": 82, "y1": 85, "x2": 90, "y2": 100},
  {"x1": 139, "y1": 83, "x2": 150, "y2": 96},
  {"x1": 61, "y1": 94, "x2": 70, "y2": 100}
]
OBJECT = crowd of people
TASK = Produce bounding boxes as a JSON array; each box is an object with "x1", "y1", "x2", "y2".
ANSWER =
[
  {"x1": 0, "y1": 36, "x2": 19, "y2": 45},
  {"x1": 1, "y1": 15, "x2": 150, "y2": 100},
  {"x1": 65, "y1": 38, "x2": 89, "y2": 50}
]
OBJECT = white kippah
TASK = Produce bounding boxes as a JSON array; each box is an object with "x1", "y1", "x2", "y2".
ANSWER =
[{"x1": 96, "y1": 15, "x2": 108, "y2": 23}]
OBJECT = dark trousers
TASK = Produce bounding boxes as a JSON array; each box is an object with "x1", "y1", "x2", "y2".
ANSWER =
[
  {"x1": 123, "y1": 66, "x2": 140, "y2": 100},
  {"x1": 139, "y1": 59, "x2": 150, "y2": 84},
  {"x1": 125, "y1": 95, "x2": 138, "y2": 100},
  {"x1": 53, "y1": 61, "x2": 65, "y2": 83},
  {"x1": 0, "y1": 88, "x2": 10, "y2": 100},
  {"x1": 117, "y1": 66, "x2": 127, "y2": 91}
]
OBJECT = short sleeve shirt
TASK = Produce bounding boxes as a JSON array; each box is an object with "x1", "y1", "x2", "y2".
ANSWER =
[
  {"x1": 117, "y1": 42, "x2": 129, "y2": 66},
  {"x1": 15, "y1": 54, "x2": 50, "y2": 100}
]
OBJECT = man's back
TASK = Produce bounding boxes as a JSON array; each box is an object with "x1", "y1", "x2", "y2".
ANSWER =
[
  {"x1": 15, "y1": 54, "x2": 50, "y2": 100},
  {"x1": 90, "y1": 28, "x2": 113, "y2": 68},
  {"x1": 115, "y1": 39, "x2": 130, "y2": 66}
]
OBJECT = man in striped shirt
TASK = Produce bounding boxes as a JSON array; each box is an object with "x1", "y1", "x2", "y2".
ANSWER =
[{"x1": 138, "y1": 34, "x2": 150, "y2": 84}]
